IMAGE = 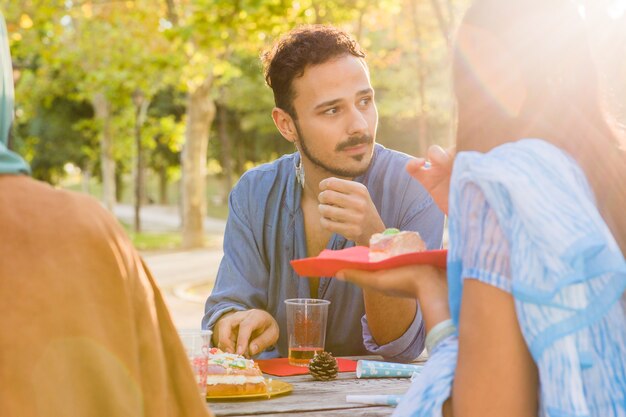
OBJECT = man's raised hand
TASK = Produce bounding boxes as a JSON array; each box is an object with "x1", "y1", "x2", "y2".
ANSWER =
[{"x1": 318, "y1": 177, "x2": 385, "y2": 246}]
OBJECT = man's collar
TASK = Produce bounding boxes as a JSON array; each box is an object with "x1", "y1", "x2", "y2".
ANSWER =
[{"x1": 285, "y1": 152, "x2": 302, "y2": 215}]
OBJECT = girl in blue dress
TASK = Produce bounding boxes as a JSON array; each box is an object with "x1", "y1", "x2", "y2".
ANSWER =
[{"x1": 337, "y1": 0, "x2": 626, "y2": 416}]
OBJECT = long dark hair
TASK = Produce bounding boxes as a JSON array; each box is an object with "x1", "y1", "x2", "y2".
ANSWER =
[{"x1": 453, "y1": 0, "x2": 626, "y2": 254}]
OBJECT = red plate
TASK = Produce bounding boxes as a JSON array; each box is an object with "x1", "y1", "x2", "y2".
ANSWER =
[{"x1": 290, "y1": 246, "x2": 447, "y2": 277}]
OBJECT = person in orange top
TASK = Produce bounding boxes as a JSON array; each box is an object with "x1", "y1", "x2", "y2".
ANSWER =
[{"x1": 0, "y1": 15, "x2": 212, "y2": 417}]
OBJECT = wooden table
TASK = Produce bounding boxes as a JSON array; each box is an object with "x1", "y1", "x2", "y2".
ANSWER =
[{"x1": 207, "y1": 358, "x2": 414, "y2": 417}]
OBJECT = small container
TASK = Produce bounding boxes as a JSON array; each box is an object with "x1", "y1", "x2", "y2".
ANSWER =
[{"x1": 178, "y1": 329, "x2": 213, "y2": 393}]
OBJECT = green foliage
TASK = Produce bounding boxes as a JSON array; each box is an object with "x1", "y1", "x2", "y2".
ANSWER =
[
  {"x1": 4, "y1": 0, "x2": 472, "y2": 190},
  {"x1": 4, "y1": 0, "x2": 624, "y2": 249}
]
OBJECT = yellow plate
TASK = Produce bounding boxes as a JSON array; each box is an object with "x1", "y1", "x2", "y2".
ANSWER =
[{"x1": 206, "y1": 379, "x2": 292, "y2": 401}]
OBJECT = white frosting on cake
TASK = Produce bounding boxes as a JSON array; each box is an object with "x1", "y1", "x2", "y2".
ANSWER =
[{"x1": 206, "y1": 375, "x2": 265, "y2": 385}]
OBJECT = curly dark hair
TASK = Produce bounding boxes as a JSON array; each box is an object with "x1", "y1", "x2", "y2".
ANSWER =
[{"x1": 262, "y1": 25, "x2": 366, "y2": 119}]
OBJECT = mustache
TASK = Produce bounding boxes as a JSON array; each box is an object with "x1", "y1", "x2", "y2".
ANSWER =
[{"x1": 335, "y1": 134, "x2": 374, "y2": 152}]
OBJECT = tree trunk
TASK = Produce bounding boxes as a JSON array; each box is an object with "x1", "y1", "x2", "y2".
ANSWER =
[
  {"x1": 158, "y1": 166, "x2": 168, "y2": 205},
  {"x1": 181, "y1": 77, "x2": 215, "y2": 248},
  {"x1": 584, "y1": 1, "x2": 626, "y2": 135},
  {"x1": 81, "y1": 161, "x2": 92, "y2": 195},
  {"x1": 411, "y1": 0, "x2": 429, "y2": 154},
  {"x1": 164, "y1": 0, "x2": 179, "y2": 25},
  {"x1": 93, "y1": 93, "x2": 116, "y2": 211},
  {"x1": 216, "y1": 101, "x2": 233, "y2": 200},
  {"x1": 115, "y1": 170, "x2": 124, "y2": 203},
  {"x1": 354, "y1": 8, "x2": 365, "y2": 42},
  {"x1": 133, "y1": 93, "x2": 150, "y2": 233},
  {"x1": 416, "y1": 35, "x2": 428, "y2": 153},
  {"x1": 429, "y1": 0, "x2": 450, "y2": 45},
  {"x1": 445, "y1": 0, "x2": 455, "y2": 33},
  {"x1": 313, "y1": 3, "x2": 322, "y2": 24}
]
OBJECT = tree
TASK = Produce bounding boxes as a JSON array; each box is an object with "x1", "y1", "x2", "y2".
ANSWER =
[
  {"x1": 583, "y1": 0, "x2": 626, "y2": 138},
  {"x1": 69, "y1": 2, "x2": 177, "y2": 215},
  {"x1": 13, "y1": 96, "x2": 96, "y2": 184},
  {"x1": 144, "y1": 88, "x2": 186, "y2": 205},
  {"x1": 7, "y1": 1, "x2": 178, "y2": 216},
  {"x1": 164, "y1": 0, "x2": 307, "y2": 248},
  {"x1": 5, "y1": 0, "x2": 473, "y2": 239}
]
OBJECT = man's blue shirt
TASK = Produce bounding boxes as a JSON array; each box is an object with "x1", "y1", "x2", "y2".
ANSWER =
[{"x1": 202, "y1": 144, "x2": 444, "y2": 361}]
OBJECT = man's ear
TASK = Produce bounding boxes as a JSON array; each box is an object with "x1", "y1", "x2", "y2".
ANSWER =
[{"x1": 271, "y1": 107, "x2": 297, "y2": 143}]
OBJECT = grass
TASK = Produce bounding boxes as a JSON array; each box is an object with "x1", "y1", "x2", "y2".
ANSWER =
[
  {"x1": 207, "y1": 203, "x2": 229, "y2": 220},
  {"x1": 121, "y1": 223, "x2": 182, "y2": 251},
  {"x1": 120, "y1": 223, "x2": 224, "y2": 252}
]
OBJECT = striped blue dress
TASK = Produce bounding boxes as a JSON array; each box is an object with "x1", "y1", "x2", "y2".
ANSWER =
[{"x1": 394, "y1": 139, "x2": 626, "y2": 417}]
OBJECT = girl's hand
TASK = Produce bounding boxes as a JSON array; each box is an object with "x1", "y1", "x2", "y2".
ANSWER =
[
  {"x1": 336, "y1": 264, "x2": 450, "y2": 330},
  {"x1": 336, "y1": 264, "x2": 445, "y2": 299},
  {"x1": 406, "y1": 145, "x2": 455, "y2": 215}
]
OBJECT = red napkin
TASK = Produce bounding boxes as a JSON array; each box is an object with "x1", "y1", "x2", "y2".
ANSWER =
[
  {"x1": 290, "y1": 246, "x2": 447, "y2": 277},
  {"x1": 256, "y1": 358, "x2": 357, "y2": 376}
]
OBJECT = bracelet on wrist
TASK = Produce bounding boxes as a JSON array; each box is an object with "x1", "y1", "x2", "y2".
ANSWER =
[{"x1": 425, "y1": 319, "x2": 456, "y2": 354}]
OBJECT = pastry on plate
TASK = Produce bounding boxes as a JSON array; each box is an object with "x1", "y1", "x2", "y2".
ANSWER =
[
  {"x1": 205, "y1": 348, "x2": 267, "y2": 396},
  {"x1": 369, "y1": 228, "x2": 426, "y2": 262}
]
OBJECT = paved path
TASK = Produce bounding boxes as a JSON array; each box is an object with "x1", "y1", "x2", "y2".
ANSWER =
[
  {"x1": 113, "y1": 204, "x2": 226, "y2": 329},
  {"x1": 113, "y1": 204, "x2": 227, "y2": 234},
  {"x1": 142, "y1": 248, "x2": 222, "y2": 329}
]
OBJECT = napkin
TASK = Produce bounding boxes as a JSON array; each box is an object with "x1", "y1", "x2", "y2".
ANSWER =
[
  {"x1": 290, "y1": 246, "x2": 447, "y2": 277},
  {"x1": 256, "y1": 357, "x2": 357, "y2": 376}
]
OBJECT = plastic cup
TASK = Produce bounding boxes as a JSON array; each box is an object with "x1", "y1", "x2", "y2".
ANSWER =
[
  {"x1": 178, "y1": 329, "x2": 212, "y2": 393},
  {"x1": 284, "y1": 298, "x2": 330, "y2": 367}
]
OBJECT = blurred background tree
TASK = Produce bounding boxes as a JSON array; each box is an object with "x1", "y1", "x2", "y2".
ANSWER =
[{"x1": 3, "y1": 0, "x2": 625, "y2": 248}]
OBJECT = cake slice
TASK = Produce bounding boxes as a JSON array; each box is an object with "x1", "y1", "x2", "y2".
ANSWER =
[
  {"x1": 369, "y1": 228, "x2": 426, "y2": 262},
  {"x1": 205, "y1": 348, "x2": 267, "y2": 396}
]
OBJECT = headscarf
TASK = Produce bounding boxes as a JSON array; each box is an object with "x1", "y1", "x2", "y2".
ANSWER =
[{"x1": 0, "y1": 13, "x2": 30, "y2": 175}]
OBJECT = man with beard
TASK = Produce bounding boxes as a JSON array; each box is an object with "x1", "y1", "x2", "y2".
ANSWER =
[{"x1": 202, "y1": 25, "x2": 444, "y2": 361}]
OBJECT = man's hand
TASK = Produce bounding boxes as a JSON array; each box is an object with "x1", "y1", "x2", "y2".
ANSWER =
[
  {"x1": 212, "y1": 309, "x2": 279, "y2": 357},
  {"x1": 406, "y1": 145, "x2": 455, "y2": 215},
  {"x1": 318, "y1": 177, "x2": 385, "y2": 246}
]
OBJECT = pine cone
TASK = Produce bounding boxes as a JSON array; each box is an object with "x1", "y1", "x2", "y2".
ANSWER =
[{"x1": 308, "y1": 351, "x2": 338, "y2": 381}]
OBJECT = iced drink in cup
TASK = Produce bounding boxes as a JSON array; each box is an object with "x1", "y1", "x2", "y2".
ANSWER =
[
  {"x1": 284, "y1": 298, "x2": 330, "y2": 366},
  {"x1": 178, "y1": 329, "x2": 212, "y2": 393}
]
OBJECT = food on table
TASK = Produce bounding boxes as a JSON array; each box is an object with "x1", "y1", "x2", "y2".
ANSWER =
[
  {"x1": 368, "y1": 228, "x2": 426, "y2": 262},
  {"x1": 206, "y1": 348, "x2": 268, "y2": 396}
]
